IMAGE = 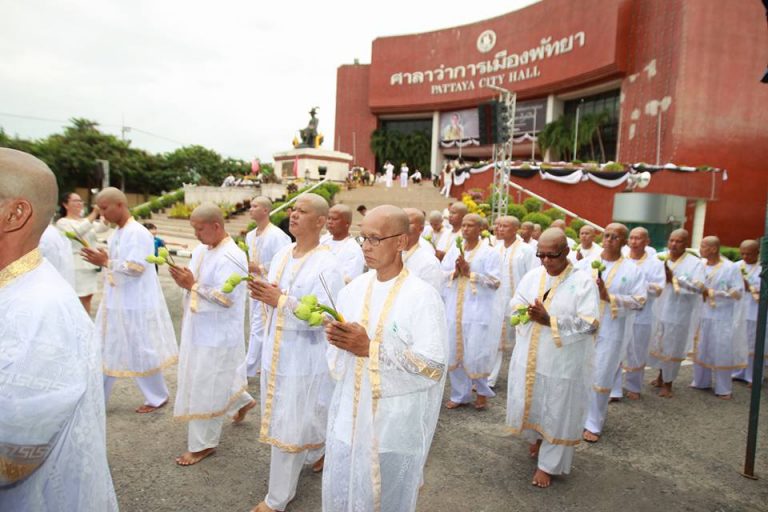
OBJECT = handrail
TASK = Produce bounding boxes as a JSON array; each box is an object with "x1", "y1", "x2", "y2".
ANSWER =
[
  {"x1": 270, "y1": 177, "x2": 329, "y2": 215},
  {"x1": 505, "y1": 177, "x2": 605, "y2": 233}
]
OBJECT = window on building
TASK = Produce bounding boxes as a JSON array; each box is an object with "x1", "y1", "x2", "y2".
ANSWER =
[{"x1": 564, "y1": 89, "x2": 620, "y2": 162}]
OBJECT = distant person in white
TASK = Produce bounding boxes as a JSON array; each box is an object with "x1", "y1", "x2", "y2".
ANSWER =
[
  {"x1": 400, "y1": 163, "x2": 409, "y2": 188},
  {"x1": 39, "y1": 222, "x2": 75, "y2": 288},
  {"x1": 401, "y1": 207, "x2": 443, "y2": 291},
  {"x1": 383, "y1": 161, "x2": 394, "y2": 188},
  {"x1": 0, "y1": 148, "x2": 118, "y2": 510}
]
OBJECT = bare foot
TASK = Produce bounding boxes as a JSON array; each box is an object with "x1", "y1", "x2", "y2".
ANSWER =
[
  {"x1": 445, "y1": 400, "x2": 466, "y2": 409},
  {"x1": 312, "y1": 455, "x2": 325, "y2": 473},
  {"x1": 651, "y1": 371, "x2": 663, "y2": 388},
  {"x1": 626, "y1": 391, "x2": 641, "y2": 400},
  {"x1": 175, "y1": 448, "x2": 215, "y2": 466},
  {"x1": 609, "y1": 397, "x2": 622, "y2": 403},
  {"x1": 717, "y1": 394, "x2": 733, "y2": 400},
  {"x1": 474, "y1": 395, "x2": 488, "y2": 410},
  {"x1": 232, "y1": 399, "x2": 257, "y2": 424},
  {"x1": 529, "y1": 440, "x2": 542, "y2": 459},
  {"x1": 531, "y1": 468, "x2": 552, "y2": 488},
  {"x1": 658, "y1": 385, "x2": 673, "y2": 398},
  {"x1": 136, "y1": 399, "x2": 168, "y2": 414},
  {"x1": 250, "y1": 501, "x2": 280, "y2": 512},
  {"x1": 582, "y1": 430, "x2": 600, "y2": 443}
]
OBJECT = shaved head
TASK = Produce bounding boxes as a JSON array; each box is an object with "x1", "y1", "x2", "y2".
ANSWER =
[
  {"x1": 497, "y1": 215, "x2": 520, "y2": 227},
  {"x1": 251, "y1": 196, "x2": 272, "y2": 210},
  {"x1": 539, "y1": 228, "x2": 568, "y2": 251},
  {"x1": 670, "y1": 228, "x2": 689, "y2": 243},
  {"x1": 605, "y1": 222, "x2": 628, "y2": 240},
  {"x1": 94, "y1": 187, "x2": 127, "y2": 206},
  {"x1": 190, "y1": 202, "x2": 224, "y2": 225},
  {"x1": 701, "y1": 235, "x2": 720, "y2": 249},
  {"x1": 296, "y1": 193, "x2": 329, "y2": 217},
  {"x1": 463, "y1": 213, "x2": 482, "y2": 225},
  {"x1": 367, "y1": 205, "x2": 409, "y2": 235},
  {"x1": 329, "y1": 204, "x2": 353, "y2": 224},
  {"x1": 0, "y1": 148, "x2": 58, "y2": 238},
  {"x1": 551, "y1": 219, "x2": 567, "y2": 231},
  {"x1": 428, "y1": 210, "x2": 443, "y2": 223},
  {"x1": 450, "y1": 202, "x2": 468, "y2": 214},
  {"x1": 740, "y1": 239, "x2": 758, "y2": 252},
  {"x1": 740, "y1": 239, "x2": 759, "y2": 264},
  {"x1": 629, "y1": 227, "x2": 649, "y2": 240}
]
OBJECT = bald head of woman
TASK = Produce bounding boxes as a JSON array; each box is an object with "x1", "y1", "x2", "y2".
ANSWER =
[
  {"x1": 190, "y1": 202, "x2": 225, "y2": 224},
  {"x1": 0, "y1": 148, "x2": 58, "y2": 241},
  {"x1": 295, "y1": 193, "x2": 329, "y2": 218},
  {"x1": 190, "y1": 203, "x2": 226, "y2": 245}
]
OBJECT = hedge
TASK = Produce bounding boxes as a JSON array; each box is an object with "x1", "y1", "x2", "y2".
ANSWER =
[{"x1": 522, "y1": 212, "x2": 552, "y2": 230}]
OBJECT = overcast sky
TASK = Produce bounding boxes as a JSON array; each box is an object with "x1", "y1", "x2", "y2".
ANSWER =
[{"x1": 0, "y1": 0, "x2": 538, "y2": 162}]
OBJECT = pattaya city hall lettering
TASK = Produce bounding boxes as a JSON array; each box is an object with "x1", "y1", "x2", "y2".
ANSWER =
[{"x1": 388, "y1": 30, "x2": 586, "y2": 96}]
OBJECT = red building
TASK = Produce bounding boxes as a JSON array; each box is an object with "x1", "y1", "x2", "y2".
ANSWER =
[{"x1": 334, "y1": 0, "x2": 768, "y2": 246}]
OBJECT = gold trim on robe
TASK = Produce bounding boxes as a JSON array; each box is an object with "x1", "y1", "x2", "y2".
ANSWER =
[{"x1": 0, "y1": 249, "x2": 42, "y2": 289}]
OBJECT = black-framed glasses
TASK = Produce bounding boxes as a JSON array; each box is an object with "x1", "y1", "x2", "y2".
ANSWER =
[
  {"x1": 536, "y1": 250, "x2": 565, "y2": 260},
  {"x1": 355, "y1": 233, "x2": 404, "y2": 247}
]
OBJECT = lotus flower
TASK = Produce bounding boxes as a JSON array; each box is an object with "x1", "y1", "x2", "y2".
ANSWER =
[
  {"x1": 293, "y1": 294, "x2": 344, "y2": 325},
  {"x1": 220, "y1": 272, "x2": 252, "y2": 293},
  {"x1": 657, "y1": 254, "x2": 669, "y2": 262},
  {"x1": 455, "y1": 236, "x2": 465, "y2": 258},
  {"x1": 741, "y1": 267, "x2": 748, "y2": 277},
  {"x1": 145, "y1": 255, "x2": 167, "y2": 265},
  {"x1": 509, "y1": 304, "x2": 531, "y2": 326},
  {"x1": 237, "y1": 240, "x2": 249, "y2": 258},
  {"x1": 591, "y1": 260, "x2": 607, "y2": 272},
  {"x1": 64, "y1": 231, "x2": 89, "y2": 248},
  {"x1": 422, "y1": 234, "x2": 436, "y2": 249}
]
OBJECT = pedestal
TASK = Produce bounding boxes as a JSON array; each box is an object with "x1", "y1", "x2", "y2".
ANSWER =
[{"x1": 273, "y1": 148, "x2": 353, "y2": 182}]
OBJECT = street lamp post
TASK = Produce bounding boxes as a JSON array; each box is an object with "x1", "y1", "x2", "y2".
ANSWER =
[{"x1": 573, "y1": 99, "x2": 584, "y2": 161}]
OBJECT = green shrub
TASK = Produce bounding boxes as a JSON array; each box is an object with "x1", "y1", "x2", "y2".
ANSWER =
[
  {"x1": 148, "y1": 198, "x2": 162, "y2": 212},
  {"x1": 506, "y1": 203, "x2": 527, "y2": 221},
  {"x1": 565, "y1": 227, "x2": 578, "y2": 241},
  {"x1": 720, "y1": 246, "x2": 740, "y2": 262},
  {"x1": 570, "y1": 218, "x2": 586, "y2": 233},
  {"x1": 133, "y1": 205, "x2": 151, "y2": 219},
  {"x1": 523, "y1": 197, "x2": 542, "y2": 213},
  {"x1": 522, "y1": 212, "x2": 552, "y2": 230},
  {"x1": 542, "y1": 207, "x2": 565, "y2": 221},
  {"x1": 602, "y1": 162, "x2": 625, "y2": 172},
  {"x1": 270, "y1": 211, "x2": 288, "y2": 227},
  {"x1": 168, "y1": 202, "x2": 195, "y2": 219}
]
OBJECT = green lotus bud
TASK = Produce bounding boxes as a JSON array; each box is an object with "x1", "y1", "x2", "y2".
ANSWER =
[
  {"x1": 516, "y1": 304, "x2": 528, "y2": 314},
  {"x1": 308, "y1": 311, "x2": 324, "y2": 326},
  {"x1": 509, "y1": 315, "x2": 521, "y2": 326},
  {"x1": 657, "y1": 254, "x2": 668, "y2": 261},
  {"x1": 238, "y1": 240, "x2": 248, "y2": 253},
  {"x1": 156, "y1": 256, "x2": 166, "y2": 265},
  {"x1": 481, "y1": 230, "x2": 491, "y2": 239},
  {"x1": 294, "y1": 303, "x2": 313, "y2": 321},
  {"x1": 520, "y1": 313, "x2": 531, "y2": 324},
  {"x1": 591, "y1": 260, "x2": 602, "y2": 269},
  {"x1": 221, "y1": 282, "x2": 235, "y2": 293},
  {"x1": 158, "y1": 247, "x2": 170, "y2": 259},
  {"x1": 227, "y1": 273, "x2": 244, "y2": 286},
  {"x1": 145, "y1": 255, "x2": 158, "y2": 264},
  {"x1": 301, "y1": 294, "x2": 318, "y2": 307}
]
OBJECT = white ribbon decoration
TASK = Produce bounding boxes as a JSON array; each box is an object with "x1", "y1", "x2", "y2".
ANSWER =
[{"x1": 586, "y1": 172, "x2": 630, "y2": 188}]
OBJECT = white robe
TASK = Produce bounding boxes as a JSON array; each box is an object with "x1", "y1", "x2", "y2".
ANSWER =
[
  {"x1": 384, "y1": 163, "x2": 394, "y2": 188},
  {"x1": 492, "y1": 240, "x2": 538, "y2": 353},
  {"x1": 321, "y1": 235, "x2": 365, "y2": 284},
  {"x1": 324, "y1": 270, "x2": 448, "y2": 512},
  {"x1": 0, "y1": 250, "x2": 118, "y2": 511},
  {"x1": 399, "y1": 165, "x2": 409, "y2": 188},
  {"x1": 568, "y1": 243, "x2": 602, "y2": 266},
  {"x1": 95, "y1": 217, "x2": 178, "y2": 377},
  {"x1": 39, "y1": 224, "x2": 75, "y2": 288},
  {"x1": 624, "y1": 253, "x2": 666, "y2": 373},
  {"x1": 692, "y1": 258, "x2": 747, "y2": 371},
  {"x1": 576, "y1": 257, "x2": 646, "y2": 392},
  {"x1": 259, "y1": 244, "x2": 344, "y2": 452},
  {"x1": 403, "y1": 244, "x2": 443, "y2": 292},
  {"x1": 648, "y1": 253, "x2": 705, "y2": 379},
  {"x1": 55, "y1": 217, "x2": 108, "y2": 296},
  {"x1": 174, "y1": 238, "x2": 251, "y2": 420},
  {"x1": 433, "y1": 228, "x2": 460, "y2": 255},
  {"x1": 506, "y1": 265, "x2": 599, "y2": 446},
  {"x1": 441, "y1": 243, "x2": 501, "y2": 378},
  {"x1": 245, "y1": 223, "x2": 292, "y2": 376},
  {"x1": 733, "y1": 261, "x2": 767, "y2": 381}
]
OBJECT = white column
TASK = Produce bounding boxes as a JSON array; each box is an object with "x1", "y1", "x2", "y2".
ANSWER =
[
  {"x1": 691, "y1": 199, "x2": 707, "y2": 248},
  {"x1": 430, "y1": 111, "x2": 440, "y2": 178}
]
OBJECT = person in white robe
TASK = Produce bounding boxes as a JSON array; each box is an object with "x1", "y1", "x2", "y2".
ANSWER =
[
  {"x1": 0, "y1": 148, "x2": 118, "y2": 511},
  {"x1": 323, "y1": 205, "x2": 448, "y2": 512},
  {"x1": 550, "y1": 219, "x2": 576, "y2": 249},
  {"x1": 488, "y1": 215, "x2": 537, "y2": 388},
  {"x1": 56, "y1": 192, "x2": 109, "y2": 312},
  {"x1": 613, "y1": 227, "x2": 666, "y2": 399},
  {"x1": 506, "y1": 228, "x2": 600, "y2": 488},
  {"x1": 39, "y1": 222, "x2": 75, "y2": 288},
  {"x1": 440, "y1": 163, "x2": 453, "y2": 198},
  {"x1": 320, "y1": 204, "x2": 365, "y2": 284},
  {"x1": 383, "y1": 161, "x2": 394, "y2": 189},
  {"x1": 402, "y1": 208, "x2": 444, "y2": 292},
  {"x1": 248, "y1": 194, "x2": 344, "y2": 512},
  {"x1": 441, "y1": 213, "x2": 501, "y2": 410},
  {"x1": 732, "y1": 240, "x2": 767, "y2": 384},
  {"x1": 168, "y1": 204, "x2": 257, "y2": 466},
  {"x1": 399, "y1": 163, "x2": 409, "y2": 188},
  {"x1": 578, "y1": 224, "x2": 646, "y2": 443},
  {"x1": 690, "y1": 236, "x2": 746, "y2": 399},
  {"x1": 433, "y1": 201, "x2": 466, "y2": 262},
  {"x1": 568, "y1": 224, "x2": 602, "y2": 265},
  {"x1": 245, "y1": 196, "x2": 291, "y2": 377},
  {"x1": 82, "y1": 187, "x2": 178, "y2": 413},
  {"x1": 647, "y1": 229, "x2": 706, "y2": 398},
  {"x1": 423, "y1": 210, "x2": 453, "y2": 258},
  {"x1": 519, "y1": 221, "x2": 538, "y2": 250}
]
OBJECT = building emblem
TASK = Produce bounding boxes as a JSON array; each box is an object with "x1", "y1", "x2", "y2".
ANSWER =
[{"x1": 476, "y1": 30, "x2": 496, "y2": 53}]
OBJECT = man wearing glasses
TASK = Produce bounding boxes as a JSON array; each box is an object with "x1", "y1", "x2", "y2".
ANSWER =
[
  {"x1": 577, "y1": 224, "x2": 646, "y2": 443},
  {"x1": 506, "y1": 228, "x2": 600, "y2": 488},
  {"x1": 323, "y1": 205, "x2": 448, "y2": 512}
]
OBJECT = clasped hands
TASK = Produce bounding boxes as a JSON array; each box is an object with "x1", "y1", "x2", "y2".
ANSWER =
[
  {"x1": 325, "y1": 321, "x2": 370, "y2": 357},
  {"x1": 81, "y1": 247, "x2": 109, "y2": 267},
  {"x1": 453, "y1": 254, "x2": 470, "y2": 279},
  {"x1": 527, "y1": 299, "x2": 551, "y2": 326}
]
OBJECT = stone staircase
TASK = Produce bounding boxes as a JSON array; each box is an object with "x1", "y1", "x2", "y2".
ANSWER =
[{"x1": 150, "y1": 181, "x2": 449, "y2": 250}]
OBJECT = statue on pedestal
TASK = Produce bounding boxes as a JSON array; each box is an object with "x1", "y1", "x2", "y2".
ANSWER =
[{"x1": 294, "y1": 107, "x2": 324, "y2": 148}]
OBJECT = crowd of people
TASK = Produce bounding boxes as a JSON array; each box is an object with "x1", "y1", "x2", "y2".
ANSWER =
[{"x1": 1, "y1": 147, "x2": 764, "y2": 511}]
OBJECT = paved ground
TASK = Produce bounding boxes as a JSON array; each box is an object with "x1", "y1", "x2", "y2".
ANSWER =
[{"x1": 100, "y1": 264, "x2": 768, "y2": 512}]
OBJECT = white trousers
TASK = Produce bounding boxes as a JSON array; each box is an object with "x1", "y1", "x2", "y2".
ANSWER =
[
  {"x1": 622, "y1": 368, "x2": 645, "y2": 394},
  {"x1": 610, "y1": 366, "x2": 624, "y2": 398},
  {"x1": 449, "y1": 366, "x2": 495, "y2": 403},
  {"x1": 692, "y1": 365, "x2": 732, "y2": 396},
  {"x1": 440, "y1": 182, "x2": 452, "y2": 197},
  {"x1": 584, "y1": 386, "x2": 612, "y2": 435},
  {"x1": 103, "y1": 372, "x2": 169, "y2": 407},
  {"x1": 265, "y1": 446, "x2": 323, "y2": 511},
  {"x1": 524, "y1": 431, "x2": 574, "y2": 475},
  {"x1": 187, "y1": 391, "x2": 254, "y2": 452},
  {"x1": 659, "y1": 360, "x2": 683, "y2": 384},
  {"x1": 488, "y1": 350, "x2": 503, "y2": 388},
  {"x1": 246, "y1": 304, "x2": 268, "y2": 377}
]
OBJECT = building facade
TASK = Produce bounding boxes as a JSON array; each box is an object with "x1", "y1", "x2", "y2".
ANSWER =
[{"x1": 334, "y1": 0, "x2": 768, "y2": 245}]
